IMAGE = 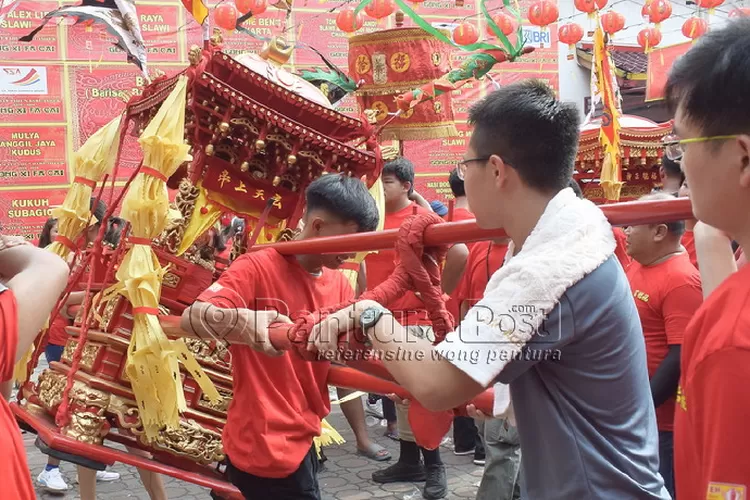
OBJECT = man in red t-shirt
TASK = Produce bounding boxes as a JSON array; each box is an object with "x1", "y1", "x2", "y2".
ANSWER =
[
  {"x1": 0, "y1": 233, "x2": 69, "y2": 500},
  {"x1": 624, "y1": 193, "x2": 703, "y2": 497},
  {"x1": 364, "y1": 157, "x2": 452, "y2": 499},
  {"x1": 447, "y1": 167, "x2": 475, "y2": 225},
  {"x1": 181, "y1": 175, "x2": 378, "y2": 499},
  {"x1": 663, "y1": 19, "x2": 750, "y2": 499}
]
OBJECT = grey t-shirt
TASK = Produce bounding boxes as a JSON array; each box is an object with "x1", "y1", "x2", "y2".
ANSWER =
[{"x1": 438, "y1": 256, "x2": 669, "y2": 499}]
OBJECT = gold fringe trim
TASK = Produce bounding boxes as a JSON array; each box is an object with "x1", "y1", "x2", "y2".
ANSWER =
[
  {"x1": 379, "y1": 123, "x2": 459, "y2": 142},
  {"x1": 313, "y1": 418, "x2": 346, "y2": 459},
  {"x1": 348, "y1": 27, "x2": 450, "y2": 47}
]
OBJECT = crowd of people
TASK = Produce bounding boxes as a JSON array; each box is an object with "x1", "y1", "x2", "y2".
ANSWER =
[{"x1": 0, "y1": 17, "x2": 748, "y2": 500}]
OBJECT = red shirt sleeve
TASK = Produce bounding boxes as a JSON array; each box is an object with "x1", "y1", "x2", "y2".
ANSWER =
[
  {"x1": 612, "y1": 227, "x2": 632, "y2": 269},
  {"x1": 662, "y1": 283, "x2": 703, "y2": 345},
  {"x1": 0, "y1": 288, "x2": 19, "y2": 382},
  {"x1": 691, "y1": 348, "x2": 750, "y2": 493},
  {"x1": 196, "y1": 253, "x2": 259, "y2": 309}
]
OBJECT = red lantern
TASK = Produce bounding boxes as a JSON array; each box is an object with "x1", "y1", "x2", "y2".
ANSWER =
[
  {"x1": 648, "y1": 0, "x2": 672, "y2": 27},
  {"x1": 528, "y1": 0, "x2": 559, "y2": 30},
  {"x1": 729, "y1": 7, "x2": 750, "y2": 17},
  {"x1": 364, "y1": 0, "x2": 395, "y2": 20},
  {"x1": 453, "y1": 22, "x2": 479, "y2": 45},
  {"x1": 574, "y1": 0, "x2": 608, "y2": 15},
  {"x1": 336, "y1": 7, "x2": 364, "y2": 33},
  {"x1": 486, "y1": 12, "x2": 515, "y2": 37},
  {"x1": 637, "y1": 27, "x2": 662, "y2": 52},
  {"x1": 601, "y1": 11, "x2": 625, "y2": 36},
  {"x1": 696, "y1": 0, "x2": 724, "y2": 13},
  {"x1": 236, "y1": 0, "x2": 267, "y2": 15},
  {"x1": 641, "y1": 0, "x2": 652, "y2": 18},
  {"x1": 682, "y1": 17, "x2": 708, "y2": 40},
  {"x1": 215, "y1": 2, "x2": 239, "y2": 30},
  {"x1": 558, "y1": 23, "x2": 584, "y2": 59}
]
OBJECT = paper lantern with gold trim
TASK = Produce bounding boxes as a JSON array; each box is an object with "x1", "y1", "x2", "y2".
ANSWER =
[
  {"x1": 637, "y1": 26, "x2": 661, "y2": 52},
  {"x1": 486, "y1": 12, "x2": 515, "y2": 37},
  {"x1": 364, "y1": 0, "x2": 396, "y2": 19},
  {"x1": 682, "y1": 17, "x2": 708, "y2": 40},
  {"x1": 348, "y1": 27, "x2": 458, "y2": 141},
  {"x1": 453, "y1": 22, "x2": 479, "y2": 45},
  {"x1": 336, "y1": 7, "x2": 365, "y2": 33}
]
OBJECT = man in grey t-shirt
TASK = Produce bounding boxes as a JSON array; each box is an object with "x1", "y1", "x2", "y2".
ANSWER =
[
  {"x1": 311, "y1": 81, "x2": 669, "y2": 499},
  {"x1": 492, "y1": 255, "x2": 666, "y2": 498}
]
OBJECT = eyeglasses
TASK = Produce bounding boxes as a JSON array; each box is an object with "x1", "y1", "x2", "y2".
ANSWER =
[
  {"x1": 662, "y1": 134, "x2": 739, "y2": 161},
  {"x1": 456, "y1": 157, "x2": 489, "y2": 180}
]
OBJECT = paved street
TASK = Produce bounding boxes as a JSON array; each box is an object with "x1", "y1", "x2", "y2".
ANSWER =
[{"x1": 23, "y1": 387, "x2": 483, "y2": 500}]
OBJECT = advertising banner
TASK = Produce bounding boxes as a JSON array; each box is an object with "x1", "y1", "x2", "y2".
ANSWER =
[
  {"x1": 0, "y1": 1, "x2": 62, "y2": 61},
  {"x1": 0, "y1": 125, "x2": 68, "y2": 188}
]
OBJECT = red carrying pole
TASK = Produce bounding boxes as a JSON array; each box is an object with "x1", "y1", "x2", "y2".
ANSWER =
[{"x1": 253, "y1": 198, "x2": 693, "y2": 255}]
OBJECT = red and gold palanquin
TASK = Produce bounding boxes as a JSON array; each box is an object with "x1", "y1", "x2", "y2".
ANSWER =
[
  {"x1": 15, "y1": 36, "x2": 382, "y2": 498},
  {"x1": 575, "y1": 116, "x2": 673, "y2": 202}
]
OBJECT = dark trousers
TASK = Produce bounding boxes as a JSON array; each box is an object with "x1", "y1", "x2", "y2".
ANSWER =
[
  {"x1": 227, "y1": 445, "x2": 321, "y2": 500},
  {"x1": 45, "y1": 343, "x2": 65, "y2": 364},
  {"x1": 453, "y1": 416, "x2": 483, "y2": 454},
  {"x1": 659, "y1": 431, "x2": 675, "y2": 499},
  {"x1": 382, "y1": 396, "x2": 397, "y2": 423}
]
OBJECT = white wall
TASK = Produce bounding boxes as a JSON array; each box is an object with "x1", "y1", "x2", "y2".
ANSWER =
[{"x1": 557, "y1": 0, "x2": 737, "y2": 119}]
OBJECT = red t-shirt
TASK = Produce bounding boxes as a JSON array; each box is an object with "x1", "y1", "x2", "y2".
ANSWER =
[
  {"x1": 365, "y1": 202, "x2": 433, "y2": 325},
  {"x1": 196, "y1": 248, "x2": 353, "y2": 478},
  {"x1": 48, "y1": 314, "x2": 70, "y2": 347},
  {"x1": 626, "y1": 252, "x2": 702, "y2": 432},
  {"x1": 681, "y1": 230, "x2": 699, "y2": 269},
  {"x1": 0, "y1": 288, "x2": 36, "y2": 500},
  {"x1": 455, "y1": 240, "x2": 509, "y2": 312},
  {"x1": 449, "y1": 207, "x2": 474, "y2": 226},
  {"x1": 611, "y1": 227, "x2": 632, "y2": 270},
  {"x1": 675, "y1": 264, "x2": 750, "y2": 499}
]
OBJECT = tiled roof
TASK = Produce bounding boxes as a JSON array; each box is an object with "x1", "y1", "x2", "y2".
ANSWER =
[{"x1": 578, "y1": 48, "x2": 648, "y2": 76}]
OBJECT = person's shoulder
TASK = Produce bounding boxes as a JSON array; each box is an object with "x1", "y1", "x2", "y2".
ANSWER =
[
  {"x1": 232, "y1": 248, "x2": 283, "y2": 268},
  {"x1": 563, "y1": 256, "x2": 637, "y2": 333},
  {"x1": 663, "y1": 253, "x2": 702, "y2": 289}
]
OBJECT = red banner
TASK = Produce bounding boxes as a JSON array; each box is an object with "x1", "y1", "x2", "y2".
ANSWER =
[
  {"x1": 0, "y1": 64, "x2": 65, "y2": 122},
  {"x1": 0, "y1": 188, "x2": 68, "y2": 241},
  {"x1": 66, "y1": 4, "x2": 182, "y2": 63},
  {"x1": 403, "y1": 121, "x2": 471, "y2": 174},
  {"x1": 69, "y1": 65, "x2": 181, "y2": 181},
  {"x1": 0, "y1": 125, "x2": 68, "y2": 187},
  {"x1": 646, "y1": 42, "x2": 691, "y2": 102},
  {"x1": 0, "y1": 1, "x2": 61, "y2": 61}
]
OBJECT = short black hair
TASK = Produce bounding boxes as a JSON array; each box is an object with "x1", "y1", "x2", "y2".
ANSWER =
[
  {"x1": 90, "y1": 197, "x2": 107, "y2": 225},
  {"x1": 468, "y1": 80, "x2": 580, "y2": 192},
  {"x1": 382, "y1": 157, "x2": 415, "y2": 195},
  {"x1": 448, "y1": 168, "x2": 465, "y2": 198},
  {"x1": 640, "y1": 192, "x2": 685, "y2": 236},
  {"x1": 305, "y1": 174, "x2": 379, "y2": 232},
  {"x1": 665, "y1": 18, "x2": 750, "y2": 137},
  {"x1": 662, "y1": 157, "x2": 685, "y2": 184},
  {"x1": 567, "y1": 179, "x2": 583, "y2": 199},
  {"x1": 39, "y1": 217, "x2": 57, "y2": 248}
]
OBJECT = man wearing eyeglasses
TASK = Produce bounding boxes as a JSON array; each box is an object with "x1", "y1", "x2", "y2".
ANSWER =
[
  {"x1": 313, "y1": 79, "x2": 669, "y2": 499},
  {"x1": 664, "y1": 18, "x2": 750, "y2": 500}
]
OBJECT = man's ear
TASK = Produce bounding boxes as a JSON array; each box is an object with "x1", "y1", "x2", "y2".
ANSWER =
[
  {"x1": 653, "y1": 224, "x2": 669, "y2": 242},
  {"x1": 738, "y1": 134, "x2": 750, "y2": 189},
  {"x1": 403, "y1": 181, "x2": 413, "y2": 195},
  {"x1": 489, "y1": 155, "x2": 510, "y2": 190},
  {"x1": 659, "y1": 165, "x2": 666, "y2": 181},
  {"x1": 309, "y1": 216, "x2": 324, "y2": 236}
]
